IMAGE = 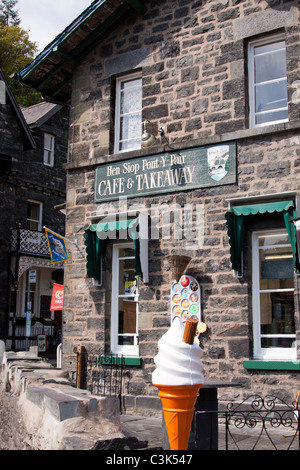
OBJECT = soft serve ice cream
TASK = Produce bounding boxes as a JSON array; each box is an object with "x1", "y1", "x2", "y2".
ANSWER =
[
  {"x1": 152, "y1": 316, "x2": 204, "y2": 386},
  {"x1": 152, "y1": 317, "x2": 204, "y2": 449},
  {"x1": 152, "y1": 317, "x2": 204, "y2": 450}
]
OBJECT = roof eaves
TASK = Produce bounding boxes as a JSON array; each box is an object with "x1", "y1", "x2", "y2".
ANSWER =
[
  {"x1": 18, "y1": 0, "x2": 108, "y2": 83},
  {"x1": 37, "y1": 3, "x2": 131, "y2": 92},
  {"x1": 0, "y1": 68, "x2": 36, "y2": 151},
  {"x1": 17, "y1": 0, "x2": 147, "y2": 102}
]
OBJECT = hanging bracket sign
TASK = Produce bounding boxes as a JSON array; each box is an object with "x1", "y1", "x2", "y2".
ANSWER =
[
  {"x1": 50, "y1": 283, "x2": 64, "y2": 311},
  {"x1": 94, "y1": 142, "x2": 236, "y2": 202}
]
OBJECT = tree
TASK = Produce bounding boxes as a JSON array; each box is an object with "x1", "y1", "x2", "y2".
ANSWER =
[
  {"x1": 0, "y1": 0, "x2": 20, "y2": 26},
  {"x1": 0, "y1": 25, "x2": 40, "y2": 105},
  {"x1": 0, "y1": 0, "x2": 40, "y2": 105}
]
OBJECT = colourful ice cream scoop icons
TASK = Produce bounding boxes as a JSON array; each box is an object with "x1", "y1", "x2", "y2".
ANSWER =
[
  {"x1": 180, "y1": 276, "x2": 190, "y2": 287},
  {"x1": 170, "y1": 275, "x2": 201, "y2": 324},
  {"x1": 173, "y1": 305, "x2": 181, "y2": 316}
]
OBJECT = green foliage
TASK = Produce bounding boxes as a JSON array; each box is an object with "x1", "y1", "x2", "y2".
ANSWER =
[
  {"x1": 0, "y1": 24, "x2": 41, "y2": 105},
  {"x1": 0, "y1": 0, "x2": 20, "y2": 26},
  {"x1": 0, "y1": 1, "x2": 41, "y2": 105}
]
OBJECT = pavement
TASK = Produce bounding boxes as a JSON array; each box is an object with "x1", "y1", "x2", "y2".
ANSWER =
[
  {"x1": 121, "y1": 412, "x2": 164, "y2": 449},
  {"x1": 120, "y1": 411, "x2": 300, "y2": 451}
]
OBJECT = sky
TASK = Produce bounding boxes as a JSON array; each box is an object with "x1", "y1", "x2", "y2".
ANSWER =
[{"x1": 17, "y1": 0, "x2": 93, "y2": 52}]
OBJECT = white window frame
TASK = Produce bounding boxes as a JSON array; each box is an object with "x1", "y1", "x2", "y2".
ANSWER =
[
  {"x1": 17, "y1": 268, "x2": 56, "y2": 320},
  {"x1": 18, "y1": 269, "x2": 39, "y2": 318},
  {"x1": 27, "y1": 200, "x2": 43, "y2": 232},
  {"x1": 111, "y1": 242, "x2": 139, "y2": 357},
  {"x1": 43, "y1": 132, "x2": 55, "y2": 167},
  {"x1": 252, "y1": 229, "x2": 296, "y2": 360},
  {"x1": 248, "y1": 34, "x2": 288, "y2": 128},
  {"x1": 114, "y1": 72, "x2": 142, "y2": 154}
]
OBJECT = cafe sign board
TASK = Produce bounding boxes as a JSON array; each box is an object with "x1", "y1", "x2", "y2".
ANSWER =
[{"x1": 95, "y1": 142, "x2": 236, "y2": 202}]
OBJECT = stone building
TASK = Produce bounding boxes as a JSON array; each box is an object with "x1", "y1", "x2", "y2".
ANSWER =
[
  {"x1": 0, "y1": 67, "x2": 36, "y2": 337},
  {"x1": 19, "y1": 0, "x2": 300, "y2": 407},
  {"x1": 0, "y1": 68, "x2": 69, "y2": 350}
]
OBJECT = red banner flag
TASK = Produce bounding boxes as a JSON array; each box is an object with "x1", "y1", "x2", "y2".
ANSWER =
[{"x1": 50, "y1": 283, "x2": 64, "y2": 311}]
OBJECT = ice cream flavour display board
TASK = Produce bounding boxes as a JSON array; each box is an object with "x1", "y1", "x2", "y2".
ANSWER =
[{"x1": 171, "y1": 275, "x2": 201, "y2": 324}]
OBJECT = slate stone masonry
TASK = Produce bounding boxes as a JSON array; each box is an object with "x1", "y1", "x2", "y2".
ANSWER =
[
  {"x1": 63, "y1": 0, "x2": 300, "y2": 408},
  {"x1": 0, "y1": 102, "x2": 69, "y2": 338}
]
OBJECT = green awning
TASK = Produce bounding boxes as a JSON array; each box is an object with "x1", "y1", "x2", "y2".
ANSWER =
[
  {"x1": 225, "y1": 200, "x2": 299, "y2": 273},
  {"x1": 83, "y1": 218, "x2": 142, "y2": 282}
]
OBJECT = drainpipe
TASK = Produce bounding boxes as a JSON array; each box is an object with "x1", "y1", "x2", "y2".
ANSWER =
[{"x1": 12, "y1": 223, "x2": 21, "y2": 350}]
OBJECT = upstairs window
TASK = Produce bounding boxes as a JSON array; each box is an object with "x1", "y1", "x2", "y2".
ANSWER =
[
  {"x1": 248, "y1": 35, "x2": 288, "y2": 128},
  {"x1": 27, "y1": 200, "x2": 43, "y2": 231},
  {"x1": 114, "y1": 73, "x2": 142, "y2": 154},
  {"x1": 44, "y1": 133, "x2": 55, "y2": 166}
]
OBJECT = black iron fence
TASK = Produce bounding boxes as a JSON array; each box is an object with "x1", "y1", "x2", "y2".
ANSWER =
[
  {"x1": 7, "y1": 322, "x2": 60, "y2": 351},
  {"x1": 11, "y1": 228, "x2": 49, "y2": 257},
  {"x1": 191, "y1": 394, "x2": 300, "y2": 450},
  {"x1": 86, "y1": 354, "x2": 124, "y2": 412},
  {"x1": 80, "y1": 353, "x2": 300, "y2": 450}
]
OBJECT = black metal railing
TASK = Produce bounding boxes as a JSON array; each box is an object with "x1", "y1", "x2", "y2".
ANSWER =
[
  {"x1": 86, "y1": 354, "x2": 124, "y2": 412},
  {"x1": 7, "y1": 322, "x2": 60, "y2": 351},
  {"x1": 11, "y1": 228, "x2": 50, "y2": 257},
  {"x1": 191, "y1": 394, "x2": 300, "y2": 450}
]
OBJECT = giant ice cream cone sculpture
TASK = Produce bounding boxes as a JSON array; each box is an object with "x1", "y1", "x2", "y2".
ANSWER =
[{"x1": 152, "y1": 317, "x2": 204, "y2": 450}]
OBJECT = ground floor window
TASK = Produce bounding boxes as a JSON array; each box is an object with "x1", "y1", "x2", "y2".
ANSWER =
[
  {"x1": 111, "y1": 243, "x2": 139, "y2": 356},
  {"x1": 17, "y1": 267, "x2": 58, "y2": 320},
  {"x1": 252, "y1": 229, "x2": 296, "y2": 360}
]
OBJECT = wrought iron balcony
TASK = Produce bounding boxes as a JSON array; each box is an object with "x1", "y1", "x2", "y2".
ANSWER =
[{"x1": 11, "y1": 228, "x2": 50, "y2": 258}]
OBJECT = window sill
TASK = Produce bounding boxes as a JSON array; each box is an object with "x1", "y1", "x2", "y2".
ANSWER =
[
  {"x1": 122, "y1": 357, "x2": 142, "y2": 366},
  {"x1": 243, "y1": 360, "x2": 300, "y2": 370},
  {"x1": 99, "y1": 356, "x2": 142, "y2": 366},
  {"x1": 64, "y1": 119, "x2": 300, "y2": 171}
]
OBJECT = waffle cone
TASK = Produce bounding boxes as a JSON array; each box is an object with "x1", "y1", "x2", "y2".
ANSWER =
[
  {"x1": 166, "y1": 255, "x2": 191, "y2": 282},
  {"x1": 153, "y1": 383, "x2": 203, "y2": 450}
]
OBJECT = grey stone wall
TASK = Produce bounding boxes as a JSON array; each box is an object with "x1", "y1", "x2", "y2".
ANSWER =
[
  {"x1": 68, "y1": 0, "x2": 300, "y2": 164},
  {"x1": 0, "y1": 101, "x2": 25, "y2": 335},
  {"x1": 23, "y1": 106, "x2": 69, "y2": 198},
  {"x1": 0, "y1": 350, "x2": 123, "y2": 450},
  {"x1": 63, "y1": 0, "x2": 300, "y2": 407},
  {"x1": 0, "y1": 102, "x2": 69, "y2": 338},
  {"x1": 13, "y1": 106, "x2": 69, "y2": 232}
]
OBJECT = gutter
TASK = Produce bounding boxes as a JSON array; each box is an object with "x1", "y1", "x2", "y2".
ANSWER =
[{"x1": 18, "y1": 0, "x2": 108, "y2": 83}]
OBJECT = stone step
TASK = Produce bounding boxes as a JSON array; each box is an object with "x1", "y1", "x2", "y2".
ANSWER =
[
  {"x1": 5, "y1": 362, "x2": 68, "y2": 394},
  {"x1": 26, "y1": 386, "x2": 103, "y2": 422},
  {"x1": 3, "y1": 351, "x2": 43, "y2": 363},
  {"x1": 1, "y1": 350, "x2": 124, "y2": 449}
]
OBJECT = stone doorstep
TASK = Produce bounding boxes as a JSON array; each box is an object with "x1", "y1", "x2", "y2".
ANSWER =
[
  {"x1": 6, "y1": 361, "x2": 53, "y2": 380},
  {"x1": 15, "y1": 365, "x2": 61, "y2": 381},
  {"x1": 43, "y1": 389, "x2": 79, "y2": 421},
  {"x1": 21, "y1": 372, "x2": 71, "y2": 394},
  {"x1": 4, "y1": 352, "x2": 42, "y2": 362},
  {"x1": 17, "y1": 367, "x2": 69, "y2": 381},
  {"x1": 7, "y1": 364, "x2": 69, "y2": 394},
  {"x1": 26, "y1": 386, "x2": 104, "y2": 422}
]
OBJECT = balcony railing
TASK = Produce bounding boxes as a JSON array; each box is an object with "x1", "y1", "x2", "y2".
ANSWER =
[{"x1": 11, "y1": 228, "x2": 50, "y2": 258}]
